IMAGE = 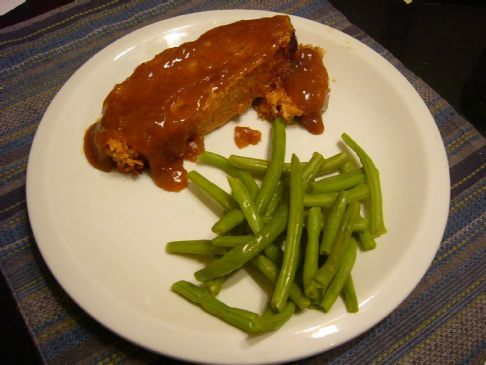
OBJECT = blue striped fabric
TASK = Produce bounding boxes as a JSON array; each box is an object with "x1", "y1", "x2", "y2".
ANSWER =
[{"x1": 1, "y1": 0, "x2": 485, "y2": 364}]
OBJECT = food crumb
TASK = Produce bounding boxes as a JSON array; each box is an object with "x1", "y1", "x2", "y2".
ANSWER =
[{"x1": 234, "y1": 126, "x2": 262, "y2": 149}]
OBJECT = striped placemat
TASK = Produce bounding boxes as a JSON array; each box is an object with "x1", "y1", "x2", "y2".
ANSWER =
[{"x1": 1, "y1": 0, "x2": 484, "y2": 364}]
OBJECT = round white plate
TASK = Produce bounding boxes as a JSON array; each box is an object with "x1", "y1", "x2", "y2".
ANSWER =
[{"x1": 26, "y1": 10, "x2": 450, "y2": 364}]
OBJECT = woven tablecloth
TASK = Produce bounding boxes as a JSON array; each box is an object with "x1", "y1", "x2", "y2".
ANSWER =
[{"x1": 1, "y1": 0, "x2": 485, "y2": 364}]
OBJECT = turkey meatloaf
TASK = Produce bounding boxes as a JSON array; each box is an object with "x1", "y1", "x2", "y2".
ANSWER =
[{"x1": 84, "y1": 16, "x2": 329, "y2": 191}]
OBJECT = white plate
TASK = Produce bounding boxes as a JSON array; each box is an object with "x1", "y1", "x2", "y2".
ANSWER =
[{"x1": 26, "y1": 10, "x2": 450, "y2": 364}]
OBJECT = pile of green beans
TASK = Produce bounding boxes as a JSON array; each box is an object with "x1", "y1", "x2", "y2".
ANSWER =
[{"x1": 167, "y1": 118, "x2": 386, "y2": 334}]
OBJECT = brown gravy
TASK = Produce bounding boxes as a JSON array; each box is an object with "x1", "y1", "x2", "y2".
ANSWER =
[
  {"x1": 282, "y1": 46, "x2": 329, "y2": 135},
  {"x1": 234, "y1": 126, "x2": 262, "y2": 149}
]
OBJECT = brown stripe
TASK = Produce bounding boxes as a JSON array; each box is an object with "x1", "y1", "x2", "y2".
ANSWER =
[
  {"x1": 396, "y1": 294, "x2": 486, "y2": 364},
  {"x1": 0, "y1": 176, "x2": 26, "y2": 196},
  {"x1": 407, "y1": 230, "x2": 483, "y2": 302}
]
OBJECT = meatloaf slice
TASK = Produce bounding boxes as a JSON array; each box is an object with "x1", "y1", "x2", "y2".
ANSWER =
[{"x1": 84, "y1": 15, "x2": 297, "y2": 191}]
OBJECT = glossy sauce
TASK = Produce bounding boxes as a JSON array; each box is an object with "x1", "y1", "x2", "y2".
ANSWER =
[
  {"x1": 83, "y1": 123, "x2": 113, "y2": 172},
  {"x1": 283, "y1": 46, "x2": 329, "y2": 134},
  {"x1": 85, "y1": 16, "x2": 294, "y2": 191},
  {"x1": 234, "y1": 126, "x2": 262, "y2": 148}
]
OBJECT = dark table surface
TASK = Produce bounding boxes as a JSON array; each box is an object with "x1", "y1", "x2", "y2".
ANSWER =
[{"x1": 1, "y1": 0, "x2": 485, "y2": 363}]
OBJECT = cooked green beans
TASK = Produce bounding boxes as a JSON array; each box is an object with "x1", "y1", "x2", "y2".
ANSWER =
[
  {"x1": 228, "y1": 151, "x2": 350, "y2": 177},
  {"x1": 195, "y1": 202, "x2": 289, "y2": 282},
  {"x1": 172, "y1": 280, "x2": 261, "y2": 333},
  {"x1": 255, "y1": 117, "x2": 286, "y2": 214},
  {"x1": 303, "y1": 207, "x2": 323, "y2": 295},
  {"x1": 303, "y1": 192, "x2": 337, "y2": 208},
  {"x1": 341, "y1": 275, "x2": 359, "y2": 313},
  {"x1": 303, "y1": 183, "x2": 369, "y2": 208},
  {"x1": 342, "y1": 133, "x2": 386, "y2": 237},
  {"x1": 320, "y1": 191, "x2": 348, "y2": 255},
  {"x1": 320, "y1": 237, "x2": 358, "y2": 311},
  {"x1": 211, "y1": 235, "x2": 253, "y2": 247},
  {"x1": 302, "y1": 152, "x2": 325, "y2": 186},
  {"x1": 315, "y1": 152, "x2": 351, "y2": 176},
  {"x1": 257, "y1": 302, "x2": 295, "y2": 332},
  {"x1": 227, "y1": 176, "x2": 263, "y2": 234},
  {"x1": 211, "y1": 208, "x2": 245, "y2": 235},
  {"x1": 203, "y1": 276, "x2": 226, "y2": 296},
  {"x1": 307, "y1": 202, "x2": 359, "y2": 299},
  {"x1": 356, "y1": 229, "x2": 377, "y2": 251},
  {"x1": 167, "y1": 125, "x2": 387, "y2": 334},
  {"x1": 264, "y1": 180, "x2": 287, "y2": 217},
  {"x1": 263, "y1": 243, "x2": 283, "y2": 265},
  {"x1": 228, "y1": 155, "x2": 273, "y2": 175},
  {"x1": 251, "y1": 254, "x2": 310, "y2": 310},
  {"x1": 311, "y1": 169, "x2": 365, "y2": 193},
  {"x1": 352, "y1": 215, "x2": 369, "y2": 232},
  {"x1": 187, "y1": 170, "x2": 237, "y2": 211},
  {"x1": 172, "y1": 280, "x2": 296, "y2": 334},
  {"x1": 210, "y1": 118, "x2": 286, "y2": 234},
  {"x1": 199, "y1": 151, "x2": 259, "y2": 198},
  {"x1": 271, "y1": 154, "x2": 305, "y2": 312},
  {"x1": 166, "y1": 240, "x2": 227, "y2": 256}
]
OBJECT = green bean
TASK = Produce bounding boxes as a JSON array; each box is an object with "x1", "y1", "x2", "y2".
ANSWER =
[
  {"x1": 311, "y1": 169, "x2": 365, "y2": 193},
  {"x1": 171, "y1": 280, "x2": 260, "y2": 334},
  {"x1": 228, "y1": 157, "x2": 310, "y2": 176},
  {"x1": 340, "y1": 160, "x2": 355, "y2": 173},
  {"x1": 228, "y1": 151, "x2": 348, "y2": 184},
  {"x1": 271, "y1": 154, "x2": 304, "y2": 312},
  {"x1": 228, "y1": 152, "x2": 350, "y2": 176},
  {"x1": 342, "y1": 133, "x2": 386, "y2": 237},
  {"x1": 303, "y1": 183, "x2": 369, "y2": 208},
  {"x1": 263, "y1": 243, "x2": 283, "y2": 265},
  {"x1": 195, "y1": 202, "x2": 289, "y2": 282},
  {"x1": 211, "y1": 208, "x2": 245, "y2": 235},
  {"x1": 212, "y1": 235, "x2": 253, "y2": 247},
  {"x1": 203, "y1": 276, "x2": 226, "y2": 296},
  {"x1": 346, "y1": 183, "x2": 369, "y2": 202},
  {"x1": 198, "y1": 150, "x2": 232, "y2": 170},
  {"x1": 307, "y1": 202, "x2": 359, "y2": 299},
  {"x1": 255, "y1": 117, "x2": 286, "y2": 215},
  {"x1": 227, "y1": 176, "x2": 263, "y2": 234},
  {"x1": 352, "y1": 215, "x2": 369, "y2": 232},
  {"x1": 211, "y1": 208, "x2": 280, "y2": 235},
  {"x1": 303, "y1": 207, "x2": 323, "y2": 295},
  {"x1": 211, "y1": 118, "x2": 286, "y2": 234},
  {"x1": 256, "y1": 302, "x2": 295, "y2": 332},
  {"x1": 320, "y1": 237, "x2": 358, "y2": 311},
  {"x1": 302, "y1": 152, "x2": 325, "y2": 186},
  {"x1": 199, "y1": 151, "x2": 259, "y2": 198},
  {"x1": 166, "y1": 240, "x2": 227, "y2": 256},
  {"x1": 264, "y1": 179, "x2": 287, "y2": 217},
  {"x1": 251, "y1": 254, "x2": 310, "y2": 310},
  {"x1": 228, "y1": 152, "x2": 351, "y2": 181},
  {"x1": 228, "y1": 155, "x2": 273, "y2": 175},
  {"x1": 315, "y1": 152, "x2": 351, "y2": 176},
  {"x1": 187, "y1": 170, "x2": 237, "y2": 211},
  {"x1": 356, "y1": 229, "x2": 377, "y2": 251},
  {"x1": 320, "y1": 191, "x2": 348, "y2": 256},
  {"x1": 341, "y1": 275, "x2": 359, "y2": 313},
  {"x1": 303, "y1": 192, "x2": 337, "y2": 208},
  {"x1": 229, "y1": 152, "x2": 349, "y2": 177}
]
